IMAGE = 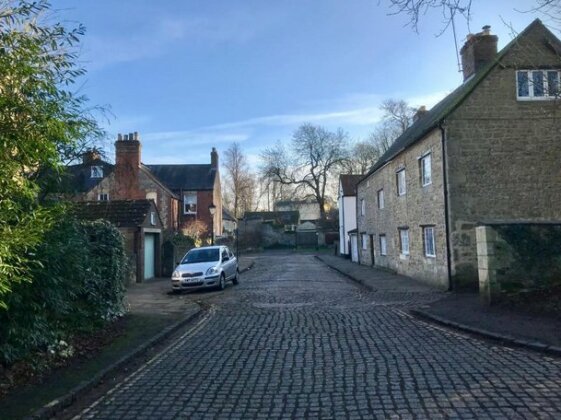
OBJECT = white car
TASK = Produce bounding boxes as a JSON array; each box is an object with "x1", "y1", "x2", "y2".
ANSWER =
[{"x1": 172, "y1": 246, "x2": 239, "y2": 292}]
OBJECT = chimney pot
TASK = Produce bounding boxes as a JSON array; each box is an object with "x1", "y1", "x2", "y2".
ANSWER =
[
  {"x1": 482, "y1": 25, "x2": 491, "y2": 35},
  {"x1": 118, "y1": 133, "x2": 123, "y2": 141},
  {"x1": 128, "y1": 132, "x2": 134, "y2": 141},
  {"x1": 134, "y1": 131, "x2": 139, "y2": 141}
]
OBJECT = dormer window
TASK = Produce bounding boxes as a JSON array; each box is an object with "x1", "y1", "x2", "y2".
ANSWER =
[
  {"x1": 517, "y1": 70, "x2": 560, "y2": 100},
  {"x1": 91, "y1": 165, "x2": 103, "y2": 178}
]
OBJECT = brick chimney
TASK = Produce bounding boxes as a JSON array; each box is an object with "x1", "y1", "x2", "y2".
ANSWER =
[
  {"x1": 460, "y1": 25, "x2": 498, "y2": 81},
  {"x1": 211, "y1": 147, "x2": 218, "y2": 170},
  {"x1": 114, "y1": 132, "x2": 143, "y2": 199}
]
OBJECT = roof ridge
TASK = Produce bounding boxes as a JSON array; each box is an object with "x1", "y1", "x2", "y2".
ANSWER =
[{"x1": 361, "y1": 18, "x2": 556, "y2": 181}]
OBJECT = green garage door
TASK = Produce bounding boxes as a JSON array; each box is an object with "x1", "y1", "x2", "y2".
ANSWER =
[{"x1": 144, "y1": 233, "x2": 156, "y2": 280}]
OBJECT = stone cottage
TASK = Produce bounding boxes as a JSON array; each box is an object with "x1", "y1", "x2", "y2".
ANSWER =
[{"x1": 356, "y1": 20, "x2": 561, "y2": 290}]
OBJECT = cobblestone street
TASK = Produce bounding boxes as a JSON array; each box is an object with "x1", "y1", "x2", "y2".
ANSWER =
[{"x1": 75, "y1": 254, "x2": 561, "y2": 419}]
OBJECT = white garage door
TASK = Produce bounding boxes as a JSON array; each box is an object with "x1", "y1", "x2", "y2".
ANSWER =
[
  {"x1": 351, "y1": 235, "x2": 359, "y2": 263},
  {"x1": 144, "y1": 233, "x2": 156, "y2": 280}
]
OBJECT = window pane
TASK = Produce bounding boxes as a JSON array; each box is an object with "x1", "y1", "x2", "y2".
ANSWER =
[
  {"x1": 548, "y1": 71, "x2": 560, "y2": 96},
  {"x1": 397, "y1": 170, "x2": 406, "y2": 195},
  {"x1": 532, "y1": 71, "x2": 544, "y2": 96},
  {"x1": 517, "y1": 71, "x2": 529, "y2": 97},
  {"x1": 400, "y1": 230, "x2": 409, "y2": 255},
  {"x1": 422, "y1": 154, "x2": 432, "y2": 185},
  {"x1": 424, "y1": 227, "x2": 435, "y2": 256}
]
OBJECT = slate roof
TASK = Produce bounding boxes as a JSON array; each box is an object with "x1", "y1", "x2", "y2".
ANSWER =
[
  {"x1": 222, "y1": 208, "x2": 237, "y2": 222},
  {"x1": 244, "y1": 211, "x2": 300, "y2": 225},
  {"x1": 339, "y1": 174, "x2": 363, "y2": 196},
  {"x1": 73, "y1": 200, "x2": 157, "y2": 228},
  {"x1": 361, "y1": 19, "x2": 554, "y2": 182},
  {"x1": 145, "y1": 164, "x2": 217, "y2": 191},
  {"x1": 61, "y1": 160, "x2": 114, "y2": 193}
]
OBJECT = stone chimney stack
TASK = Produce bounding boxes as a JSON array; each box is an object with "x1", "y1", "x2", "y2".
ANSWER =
[
  {"x1": 82, "y1": 149, "x2": 101, "y2": 164},
  {"x1": 460, "y1": 25, "x2": 498, "y2": 81},
  {"x1": 114, "y1": 131, "x2": 143, "y2": 199},
  {"x1": 211, "y1": 147, "x2": 219, "y2": 170},
  {"x1": 413, "y1": 105, "x2": 428, "y2": 123}
]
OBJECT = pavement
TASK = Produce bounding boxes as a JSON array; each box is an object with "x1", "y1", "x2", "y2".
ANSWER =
[
  {"x1": 70, "y1": 254, "x2": 561, "y2": 418},
  {"x1": 317, "y1": 254, "x2": 561, "y2": 355}
]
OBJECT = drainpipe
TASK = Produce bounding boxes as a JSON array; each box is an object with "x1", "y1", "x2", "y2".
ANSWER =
[{"x1": 440, "y1": 121, "x2": 453, "y2": 291}]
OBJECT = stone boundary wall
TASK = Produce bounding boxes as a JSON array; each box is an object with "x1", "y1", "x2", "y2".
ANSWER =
[{"x1": 476, "y1": 223, "x2": 561, "y2": 304}]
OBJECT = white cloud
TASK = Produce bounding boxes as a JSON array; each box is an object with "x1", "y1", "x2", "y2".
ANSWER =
[{"x1": 134, "y1": 89, "x2": 450, "y2": 164}]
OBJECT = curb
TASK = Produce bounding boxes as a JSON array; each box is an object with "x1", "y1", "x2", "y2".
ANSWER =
[
  {"x1": 240, "y1": 260, "x2": 255, "y2": 274},
  {"x1": 28, "y1": 305, "x2": 203, "y2": 420},
  {"x1": 410, "y1": 308, "x2": 561, "y2": 358},
  {"x1": 314, "y1": 255, "x2": 376, "y2": 292}
]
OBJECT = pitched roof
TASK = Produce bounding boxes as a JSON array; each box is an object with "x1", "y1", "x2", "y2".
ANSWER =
[
  {"x1": 145, "y1": 164, "x2": 217, "y2": 191},
  {"x1": 222, "y1": 208, "x2": 237, "y2": 222},
  {"x1": 362, "y1": 19, "x2": 556, "y2": 181},
  {"x1": 61, "y1": 160, "x2": 114, "y2": 193},
  {"x1": 339, "y1": 174, "x2": 363, "y2": 196},
  {"x1": 73, "y1": 200, "x2": 159, "y2": 228}
]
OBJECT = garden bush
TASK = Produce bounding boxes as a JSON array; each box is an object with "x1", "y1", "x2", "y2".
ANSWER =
[{"x1": 0, "y1": 217, "x2": 128, "y2": 366}]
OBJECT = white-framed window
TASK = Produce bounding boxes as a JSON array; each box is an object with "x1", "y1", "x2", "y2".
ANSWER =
[
  {"x1": 97, "y1": 193, "x2": 109, "y2": 201},
  {"x1": 420, "y1": 153, "x2": 432, "y2": 186},
  {"x1": 377, "y1": 189, "x2": 384, "y2": 209},
  {"x1": 516, "y1": 70, "x2": 560, "y2": 100},
  {"x1": 423, "y1": 226, "x2": 436, "y2": 257},
  {"x1": 396, "y1": 169, "x2": 406, "y2": 196},
  {"x1": 360, "y1": 198, "x2": 365, "y2": 216},
  {"x1": 150, "y1": 211, "x2": 156, "y2": 226},
  {"x1": 379, "y1": 234, "x2": 387, "y2": 256},
  {"x1": 183, "y1": 192, "x2": 197, "y2": 214},
  {"x1": 399, "y1": 228, "x2": 410, "y2": 256},
  {"x1": 91, "y1": 165, "x2": 103, "y2": 178},
  {"x1": 362, "y1": 233, "x2": 369, "y2": 250}
]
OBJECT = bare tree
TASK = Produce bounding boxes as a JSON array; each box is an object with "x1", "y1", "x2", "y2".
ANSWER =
[
  {"x1": 385, "y1": 0, "x2": 473, "y2": 34},
  {"x1": 260, "y1": 124, "x2": 349, "y2": 220},
  {"x1": 340, "y1": 141, "x2": 381, "y2": 175},
  {"x1": 384, "y1": 0, "x2": 561, "y2": 34},
  {"x1": 222, "y1": 143, "x2": 256, "y2": 219}
]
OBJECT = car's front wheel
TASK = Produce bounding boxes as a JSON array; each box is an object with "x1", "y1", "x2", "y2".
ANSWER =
[{"x1": 218, "y1": 273, "x2": 226, "y2": 291}]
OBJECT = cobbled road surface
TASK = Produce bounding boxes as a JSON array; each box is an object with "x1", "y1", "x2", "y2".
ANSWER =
[{"x1": 76, "y1": 254, "x2": 561, "y2": 419}]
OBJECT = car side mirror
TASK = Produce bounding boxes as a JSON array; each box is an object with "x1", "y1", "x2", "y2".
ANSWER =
[{"x1": 223, "y1": 256, "x2": 229, "y2": 262}]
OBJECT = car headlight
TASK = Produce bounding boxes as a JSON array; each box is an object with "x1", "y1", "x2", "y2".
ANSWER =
[
  {"x1": 205, "y1": 267, "x2": 219, "y2": 276},
  {"x1": 172, "y1": 271, "x2": 180, "y2": 278}
]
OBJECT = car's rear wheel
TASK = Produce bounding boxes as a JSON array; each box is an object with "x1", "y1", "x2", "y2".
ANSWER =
[
  {"x1": 232, "y1": 269, "x2": 239, "y2": 285},
  {"x1": 218, "y1": 273, "x2": 226, "y2": 291}
]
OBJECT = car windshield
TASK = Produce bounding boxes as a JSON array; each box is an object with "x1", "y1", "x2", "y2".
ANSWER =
[{"x1": 181, "y1": 249, "x2": 220, "y2": 264}]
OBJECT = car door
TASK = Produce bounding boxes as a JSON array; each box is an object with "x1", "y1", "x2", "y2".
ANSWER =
[
  {"x1": 221, "y1": 248, "x2": 232, "y2": 279},
  {"x1": 229, "y1": 249, "x2": 237, "y2": 273}
]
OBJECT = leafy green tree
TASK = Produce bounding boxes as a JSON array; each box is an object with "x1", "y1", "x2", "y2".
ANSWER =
[{"x1": 0, "y1": 1, "x2": 103, "y2": 308}]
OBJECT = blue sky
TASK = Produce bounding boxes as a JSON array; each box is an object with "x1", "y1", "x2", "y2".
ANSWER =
[{"x1": 56, "y1": 0, "x2": 547, "y2": 167}]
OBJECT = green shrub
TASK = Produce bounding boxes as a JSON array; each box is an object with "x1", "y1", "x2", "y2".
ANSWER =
[{"x1": 0, "y1": 217, "x2": 128, "y2": 366}]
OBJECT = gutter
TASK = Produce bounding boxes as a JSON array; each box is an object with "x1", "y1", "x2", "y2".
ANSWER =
[{"x1": 439, "y1": 121, "x2": 453, "y2": 291}]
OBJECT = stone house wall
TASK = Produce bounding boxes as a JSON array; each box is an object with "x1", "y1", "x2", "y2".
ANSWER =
[
  {"x1": 357, "y1": 129, "x2": 449, "y2": 288},
  {"x1": 445, "y1": 23, "x2": 561, "y2": 289}
]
